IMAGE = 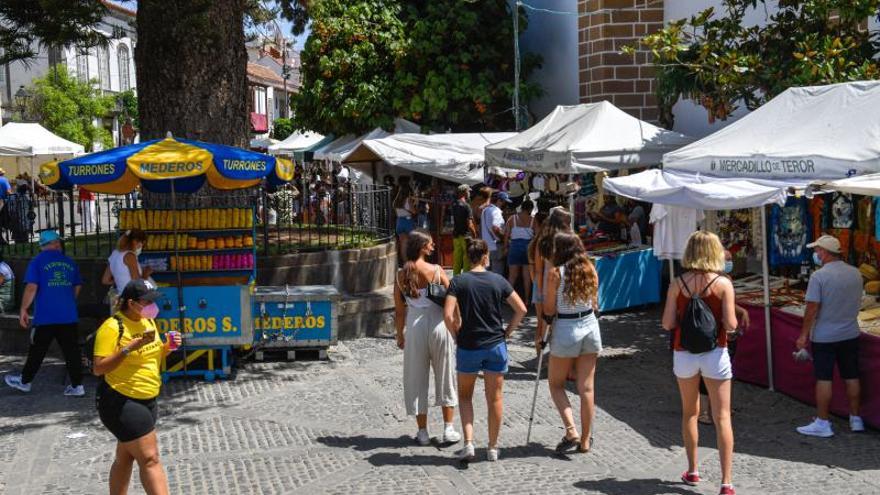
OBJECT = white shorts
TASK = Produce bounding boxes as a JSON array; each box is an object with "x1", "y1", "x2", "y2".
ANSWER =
[{"x1": 673, "y1": 347, "x2": 732, "y2": 381}]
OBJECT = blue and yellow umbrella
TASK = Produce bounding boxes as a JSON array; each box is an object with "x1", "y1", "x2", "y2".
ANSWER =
[{"x1": 41, "y1": 135, "x2": 294, "y2": 194}]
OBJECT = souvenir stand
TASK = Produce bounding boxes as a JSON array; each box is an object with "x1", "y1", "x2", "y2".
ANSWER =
[
  {"x1": 606, "y1": 81, "x2": 880, "y2": 428},
  {"x1": 342, "y1": 132, "x2": 518, "y2": 266},
  {"x1": 42, "y1": 135, "x2": 293, "y2": 381},
  {"x1": 486, "y1": 102, "x2": 695, "y2": 312}
]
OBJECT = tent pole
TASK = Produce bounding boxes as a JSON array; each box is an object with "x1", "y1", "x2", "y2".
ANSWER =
[
  {"x1": 760, "y1": 205, "x2": 774, "y2": 391},
  {"x1": 569, "y1": 193, "x2": 575, "y2": 230},
  {"x1": 171, "y1": 180, "x2": 187, "y2": 376}
]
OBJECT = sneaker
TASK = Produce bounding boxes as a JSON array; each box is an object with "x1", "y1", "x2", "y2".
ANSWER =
[
  {"x1": 681, "y1": 471, "x2": 701, "y2": 486},
  {"x1": 487, "y1": 447, "x2": 499, "y2": 462},
  {"x1": 455, "y1": 443, "x2": 475, "y2": 461},
  {"x1": 719, "y1": 484, "x2": 736, "y2": 495},
  {"x1": 415, "y1": 429, "x2": 430, "y2": 446},
  {"x1": 796, "y1": 418, "x2": 834, "y2": 438},
  {"x1": 442, "y1": 425, "x2": 461, "y2": 444},
  {"x1": 850, "y1": 415, "x2": 866, "y2": 433},
  {"x1": 64, "y1": 385, "x2": 85, "y2": 397},
  {"x1": 5, "y1": 374, "x2": 31, "y2": 393}
]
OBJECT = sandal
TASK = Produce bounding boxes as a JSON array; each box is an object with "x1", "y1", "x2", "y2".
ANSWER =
[
  {"x1": 555, "y1": 435, "x2": 581, "y2": 453},
  {"x1": 576, "y1": 436, "x2": 594, "y2": 454},
  {"x1": 698, "y1": 413, "x2": 714, "y2": 425}
]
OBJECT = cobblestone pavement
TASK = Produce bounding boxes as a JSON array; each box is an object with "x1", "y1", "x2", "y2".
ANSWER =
[{"x1": 1, "y1": 308, "x2": 879, "y2": 494}]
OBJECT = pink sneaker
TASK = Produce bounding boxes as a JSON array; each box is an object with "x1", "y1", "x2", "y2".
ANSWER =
[
  {"x1": 719, "y1": 485, "x2": 736, "y2": 495},
  {"x1": 681, "y1": 471, "x2": 701, "y2": 486}
]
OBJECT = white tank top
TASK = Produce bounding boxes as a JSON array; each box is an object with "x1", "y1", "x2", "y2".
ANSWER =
[
  {"x1": 400, "y1": 265, "x2": 440, "y2": 309},
  {"x1": 510, "y1": 215, "x2": 534, "y2": 241},
  {"x1": 556, "y1": 266, "x2": 593, "y2": 315},
  {"x1": 109, "y1": 249, "x2": 141, "y2": 294}
]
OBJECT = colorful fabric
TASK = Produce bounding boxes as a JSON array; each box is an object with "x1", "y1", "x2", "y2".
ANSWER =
[{"x1": 769, "y1": 196, "x2": 811, "y2": 267}]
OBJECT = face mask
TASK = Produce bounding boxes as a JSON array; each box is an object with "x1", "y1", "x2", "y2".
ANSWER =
[
  {"x1": 723, "y1": 261, "x2": 733, "y2": 274},
  {"x1": 813, "y1": 252, "x2": 822, "y2": 266},
  {"x1": 139, "y1": 302, "x2": 159, "y2": 319},
  {"x1": 134, "y1": 247, "x2": 143, "y2": 256}
]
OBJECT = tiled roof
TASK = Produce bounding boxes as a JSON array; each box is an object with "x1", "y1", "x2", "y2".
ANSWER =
[{"x1": 100, "y1": 0, "x2": 136, "y2": 18}]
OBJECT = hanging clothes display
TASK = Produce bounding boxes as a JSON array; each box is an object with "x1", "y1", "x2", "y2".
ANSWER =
[
  {"x1": 828, "y1": 192, "x2": 855, "y2": 229},
  {"x1": 714, "y1": 209, "x2": 753, "y2": 257},
  {"x1": 649, "y1": 204, "x2": 703, "y2": 260},
  {"x1": 769, "y1": 196, "x2": 811, "y2": 267},
  {"x1": 809, "y1": 196, "x2": 826, "y2": 241},
  {"x1": 750, "y1": 208, "x2": 764, "y2": 261}
]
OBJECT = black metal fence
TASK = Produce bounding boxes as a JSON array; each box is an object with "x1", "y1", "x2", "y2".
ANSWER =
[{"x1": 0, "y1": 184, "x2": 393, "y2": 260}]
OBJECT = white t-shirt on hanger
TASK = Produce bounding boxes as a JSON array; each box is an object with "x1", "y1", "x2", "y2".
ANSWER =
[{"x1": 649, "y1": 204, "x2": 704, "y2": 260}]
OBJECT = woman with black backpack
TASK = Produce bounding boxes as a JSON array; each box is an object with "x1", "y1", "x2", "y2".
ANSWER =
[{"x1": 661, "y1": 231, "x2": 738, "y2": 495}]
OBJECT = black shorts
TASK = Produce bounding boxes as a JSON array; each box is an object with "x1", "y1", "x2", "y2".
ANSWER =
[
  {"x1": 96, "y1": 381, "x2": 158, "y2": 443},
  {"x1": 812, "y1": 337, "x2": 860, "y2": 381}
]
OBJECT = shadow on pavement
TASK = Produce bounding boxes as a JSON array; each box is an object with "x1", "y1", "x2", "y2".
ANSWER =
[
  {"x1": 315, "y1": 434, "x2": 415, "y2": 451},
  {"x1": 365, "y1": 442, "x2": 563, "y2": 469},
  {"x1": 574, "y1": 477, "x2": 702, "y2": 495}
]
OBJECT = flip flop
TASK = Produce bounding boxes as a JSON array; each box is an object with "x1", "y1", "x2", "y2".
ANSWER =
[{"x1": 576, "y1": 436, "x2": 594, "y2": 454}]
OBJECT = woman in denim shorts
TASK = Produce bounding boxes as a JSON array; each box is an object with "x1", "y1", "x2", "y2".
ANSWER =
[
  {"x1": 542, "y1": 232, "x2": 601, "y2": 454},
  {"x1": 444, "y1": 238, "x2": 527, "y2": 462}
]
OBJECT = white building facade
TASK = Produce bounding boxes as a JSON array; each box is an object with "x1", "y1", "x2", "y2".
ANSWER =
[{"x1": 0, "y1": 1, "x2": 137, "y2": 147}]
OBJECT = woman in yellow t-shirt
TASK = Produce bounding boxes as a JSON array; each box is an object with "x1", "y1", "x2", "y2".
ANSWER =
[{"x1": 93, "y1": 279, "x2": 180, "y2": 495}]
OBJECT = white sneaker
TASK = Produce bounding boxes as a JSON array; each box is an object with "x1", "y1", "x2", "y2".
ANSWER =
[
  {"x1": 487, "y1": 447, "x2": 500, "y2": 462},
  {"x1": 415, "y1": 429, "x2": 430, "y2": 446},
  {"x1": 64, "y1": 385, "x2": 85, "y2": 397},
  {"x1": 442, "y1": 424, "x2": 461, "y2": 444},
  {"x1": 5, "y1": 374, "x2": 31, "y2": 393},
  {"x1": 455, "y1": 442, "x2": 475, "y2": 461},
  {"x1": 796, "y1": 418, "x2": 834, "y2": 438},
  {"x1": 850, "y1": 415, "x2": 866, "y2": 432}
]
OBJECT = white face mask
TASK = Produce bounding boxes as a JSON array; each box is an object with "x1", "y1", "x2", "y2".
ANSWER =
[{"x1": 134, "y1": 245, "x2": 143, "y2": 256}]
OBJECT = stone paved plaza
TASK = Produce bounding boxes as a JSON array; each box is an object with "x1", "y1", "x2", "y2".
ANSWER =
[{"x1": 1, "y1": 308, "x2": 878, "y2": 494}]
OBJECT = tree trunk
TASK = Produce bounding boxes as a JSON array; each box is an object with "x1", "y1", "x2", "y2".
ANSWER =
[
  {"x1": 135, "y1": 0, "x2": 249, "y2": 146},
  {"x1": 135, "y1": 0, "x2": 251, "y2": 207}
]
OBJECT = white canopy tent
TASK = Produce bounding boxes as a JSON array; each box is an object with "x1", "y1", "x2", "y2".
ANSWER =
[
  {"x1": 343, "y1": 132, "x2": 518, "y2": 185},
  {"x1": 0, "y1": 122, "x2": 84, "y2": 177},
  {"x1": 267, "y1": 130, "x2": 328, "y2": 155},
  {"x1": 605, "y1": 81, "x2": 880, "y2": 391},
  {"x1": 485, "y1": 102, "x2": 694, "y2": 174},
  {"x1": 313, "y1": 118, "x2": 420, "y2": 164},
  {"x1": 249, "y1": 137, "x2": 279, "y2": 150},
  {"x1": 814, "y1": 172, "x2": 880, "y2": 196}
]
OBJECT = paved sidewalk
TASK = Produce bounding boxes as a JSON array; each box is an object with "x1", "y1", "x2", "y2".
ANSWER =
[{"x1": 0, "y1": 308, "x2": 878, "y2": 494}]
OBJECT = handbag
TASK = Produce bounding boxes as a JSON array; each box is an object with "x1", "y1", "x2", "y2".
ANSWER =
[{"x1": 426, "y1": 266, "x2": 447, "y2": 307}]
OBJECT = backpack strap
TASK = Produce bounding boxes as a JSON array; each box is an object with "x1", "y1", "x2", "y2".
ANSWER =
[
  {"x1": 677, "y1": 275, "x2": 694, "y2": 297},
  {"x1": 700, "y1": 275, "x2": 722, "y2": 297}
]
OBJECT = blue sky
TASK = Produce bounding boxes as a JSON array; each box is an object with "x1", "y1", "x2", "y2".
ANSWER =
[{"x1": 106, "y1": 0, "x2": 309, "y2": 50}]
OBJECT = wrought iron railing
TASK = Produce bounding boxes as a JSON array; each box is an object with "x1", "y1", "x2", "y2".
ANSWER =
[{"x1": 0, "y1": 184, "x2": 393, "y2": 260}]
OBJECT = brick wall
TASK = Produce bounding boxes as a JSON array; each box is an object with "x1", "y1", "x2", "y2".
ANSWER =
[{"x1": 578, "y1": 0, "x2": 664, "y2": 123}]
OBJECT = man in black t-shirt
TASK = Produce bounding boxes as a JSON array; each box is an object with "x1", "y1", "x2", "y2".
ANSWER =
[{"x1": 451, "y1": 185, "x2": 476, "y2": 275}]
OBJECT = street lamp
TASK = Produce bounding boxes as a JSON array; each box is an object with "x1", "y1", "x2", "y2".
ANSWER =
[{"x1": 14, "y1": 85, "x2": 32, "y2": 121}]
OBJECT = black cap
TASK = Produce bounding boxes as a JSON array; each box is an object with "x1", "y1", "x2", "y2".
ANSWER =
[{"x1": 120, "y1": 279, "x2": 162, "y2": 303}]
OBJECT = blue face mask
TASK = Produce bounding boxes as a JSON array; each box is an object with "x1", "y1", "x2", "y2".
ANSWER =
[
  {"x1": 723, "y1": 261, "x2": 734, "y2": 274},
  {"x1": 813, "y1": 252, "x2": 822, "y2": 266}
]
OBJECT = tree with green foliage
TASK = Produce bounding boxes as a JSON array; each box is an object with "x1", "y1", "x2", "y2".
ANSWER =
[
  {"x1": 627, "y1": 0, "x2": 880, "y2": 129},
  {"x1": 30, "y1": 67, "x2": 114, "y2": 151},
  {"x1": 293, "y1": 0, "x2": 407, "y2": 135},
  {"x1": 293, "y1": 0, "x2": 541, "y2": 134},
  {"x1": 272, "y1": 117, "x2": 295, "y2": 140},
  {"x1": 393, "y1": 1, "x2": 541, "y2": 132},
  {"x1": 116, "y1": 89, "x2": 139, "y2": 128}
]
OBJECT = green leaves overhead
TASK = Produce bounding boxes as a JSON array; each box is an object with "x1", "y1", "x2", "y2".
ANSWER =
[
  {"x1": 629, "y1": 0, "x2": 880, "y2": 129},
  {"x1": 293, "y1": 0, "x2": 541, "y2": 135}
]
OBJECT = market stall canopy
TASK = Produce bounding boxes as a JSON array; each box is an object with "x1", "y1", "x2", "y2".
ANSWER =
[
  {"x1": 0, "y1": 122, "x2": 85, "y2": 157},
  {"x1": 314, "y1": 118, "x2": 421, "y2": 164},
  {"x1": 665, "y1": 81, "x2": 880, "y2": 180},
  {"x1": 814, "y1": 172, "x2": 880, "y2": 196},
  {"x1": 343, "y1": 132, "x2": 518, "y2": 185},
  {"x1": 268, "y1": 130, "x2": 332, "y2": 162},
  {"x1": 484, "y1": 102, "x2": 694, "y2": 174},
  {"x1": 249, "y1": 137, "x2": 279, "y2": 151},
  {"x1": 607, "y1": 81, "x2": 880, "y2": 209},
  {"x1": 41, "y1": 135, "x2": 294, "y2": 194}
]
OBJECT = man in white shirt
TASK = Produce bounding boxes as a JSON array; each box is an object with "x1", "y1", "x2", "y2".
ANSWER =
[{"x1": 481, "y1": 191, "x2": 510, "y2": 276}]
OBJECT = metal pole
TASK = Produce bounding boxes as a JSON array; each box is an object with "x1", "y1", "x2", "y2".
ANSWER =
[
  {"x1": 512, "y1": 0, "x2": 521, "y2": 131},
  {"x1": 171, "y1": 179, "x2": 188, "y2": 375},
  {"x1": 760, "y1": 205, "x2": 774, "y2": 391}
]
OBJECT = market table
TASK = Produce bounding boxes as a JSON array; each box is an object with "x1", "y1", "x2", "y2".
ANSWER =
[
  {"x1": 735, "y1": 302, "x2": 880, "y2": 429},
  {"x1": 593, "y1": 247, "x2": 661, "y2": 312}
]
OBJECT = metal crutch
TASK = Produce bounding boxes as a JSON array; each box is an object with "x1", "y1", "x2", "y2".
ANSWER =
[{"x1": 526, "y1": 317, "x2": 553, "y2": 445}]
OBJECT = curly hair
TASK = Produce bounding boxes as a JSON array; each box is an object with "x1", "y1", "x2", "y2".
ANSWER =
[
  {"x1": 552, "y1": 232, "x2": 597, "y2": 306},
  {"x1": 399, "y1": 229, "x2": 433, "y2": 298}
]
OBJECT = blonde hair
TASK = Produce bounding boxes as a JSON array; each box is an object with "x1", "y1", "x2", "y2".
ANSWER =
[{"x1": 681, "y1": 231, "x2": 725, "y2": 272}]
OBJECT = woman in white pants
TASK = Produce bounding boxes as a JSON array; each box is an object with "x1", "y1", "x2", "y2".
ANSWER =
[{"x1": 394, "y1": 229, "x2": 461, "y2": 446}]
